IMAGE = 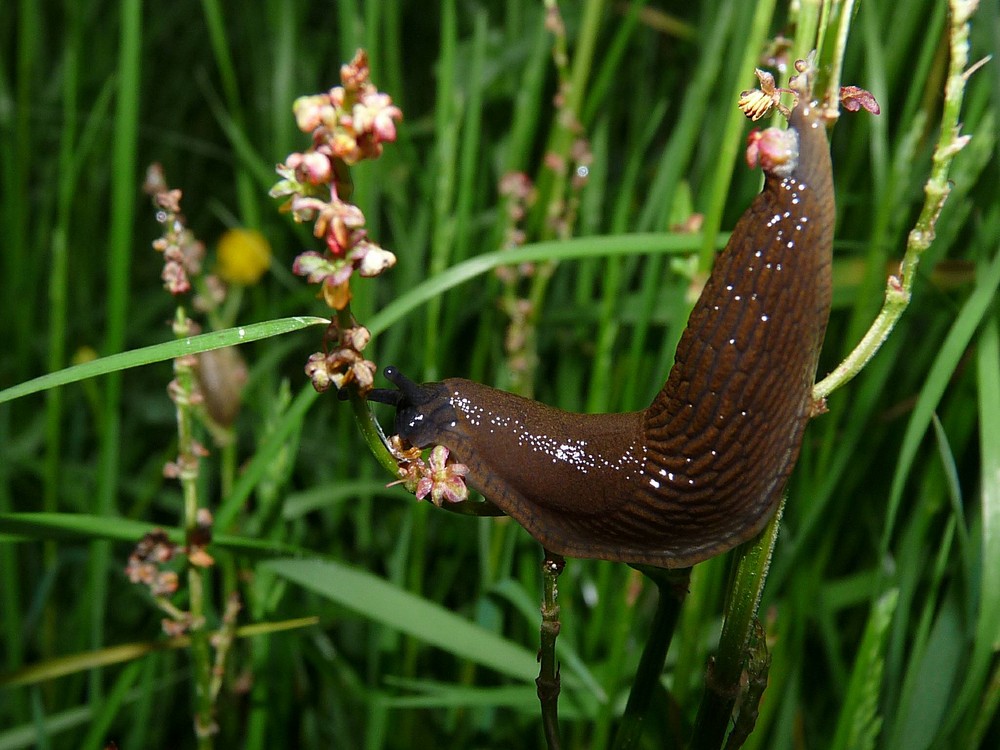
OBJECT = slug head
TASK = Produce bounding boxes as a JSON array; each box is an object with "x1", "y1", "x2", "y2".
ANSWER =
[{"x1": 367, "y1": 366, "x2": 457, "y2": 448}]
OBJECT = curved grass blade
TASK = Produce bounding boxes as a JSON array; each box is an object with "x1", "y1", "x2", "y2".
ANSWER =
[
  {"x1": 0, "y1": 617, "x2": 318, "y2": 688},
  {"x1": 0, "y1": 511, "x2": 305, "y2": 558},
  {"x1": 0, "y1": 316, "x2": 329, "y2": 405},
  {"x1": 264, "y1": 556, "x2": 580, "y2": 688}
]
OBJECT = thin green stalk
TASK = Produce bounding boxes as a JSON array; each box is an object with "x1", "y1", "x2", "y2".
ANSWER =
[
  {"x1": 6, "y1": 0, "x2": 40, "y2": 375},
  {"x1": 947, "y1": 296, "x2": 1000, "y2": 744},
  {"x1": 0, "y1": 409, "x2": 24, "y2": 720},
  {"x1": 200, "y1": 0, "x2": 260, "y2": 228},
  {"x1": 589, "y1": 567, "x2": 643, "y2": 748},
  {"x1": 209, "y1": 594, "x2": 241, "y2": 702},
  {"x1": 689, "y1": 502, "x2": 784, "y2": 749},
  {"x1": 42, "y1": 0, "x2": 81, "y2": 676},
  {"x1": 612, "y1": 566, "x2": 690, "y2": 750},
  {"x1": 828, "y1": 0, "x2": 858, "y2": 105},
  {"x1": 696, "y1": 0, "x2": 778, "y2": 272},
  {"x1": 453, "y1": 10, "x2": 488, "y2": 261},
  {"x1": 538, "y1": 551, "x2": 565, "y2": 750},
  {"x1": 90, "y1": 0, "x2": 141, "y2": 702},
  {"x1": 506, "y1": 0, "x2": 606, "y2": 397},
  {"x1": 723, "y1": 620, "x2": 770, "y2": 750},
  {"x1": 424, "y1": 0, "x2": 458, "y2": 381},
  {"x1": 532, "y1": 0, "x2": 604, "y2": 240},
  {"x1": 172, "y1": 310, "x2": 216, "y2": 746},
  {"x1": 671, "y1": 557, "x2": 727, "y2": 711},
  {"x1": 813, "y1": 0, "x2": 979, "y2": 402}
]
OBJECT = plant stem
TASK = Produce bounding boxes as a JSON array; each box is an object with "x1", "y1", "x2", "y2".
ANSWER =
[
  {"x1": 172, "y1": 308, "x2": 216, "y2": 746},
  {"x1": 689, "y1": 501, "x2": 784, "y2": 749},
  {"x1": 813, "y1": 0, "x2": 979, "y2": 403},
  {"x1": 612, "y1": 566, "x2": 691, "y2": 749},
  {"x1": 538, "y1": 550, "x2": 565, "y2": 750},
  {"x1": 722, "y1": 620, "x2": 770, "y2": 750}
]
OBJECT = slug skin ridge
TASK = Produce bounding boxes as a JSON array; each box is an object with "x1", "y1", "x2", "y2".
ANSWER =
[{"x1": 378, "y1": 104, "x2": 834, "y2": 568}]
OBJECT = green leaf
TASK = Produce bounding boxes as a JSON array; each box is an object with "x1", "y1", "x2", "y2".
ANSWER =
[
  {"x1": 0, "y1": 512, "x2": 305, "y2": 558},
  {"x1": 890, "y1": 589, "x2": 963, "y2": 750},
  {"x1": 0, "y1": 316, "x2": 328, "y2": 405},
  {"x1": 263, "y1": 557, "x2": 554, "y2": 685},
  {"x1": 831, "y1": 589, "x2": 899, "y2": 750},
  {"x1": 881, "y1": 250, "x2": 1000, "y2": 553}
]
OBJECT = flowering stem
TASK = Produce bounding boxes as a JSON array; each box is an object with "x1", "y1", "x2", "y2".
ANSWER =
[
  {"x1": 171, "y1": 308, "x2": 216, "y2": 745},
  {"x1": 812, "y1": 0, "x2": 978, "y2": 402}
]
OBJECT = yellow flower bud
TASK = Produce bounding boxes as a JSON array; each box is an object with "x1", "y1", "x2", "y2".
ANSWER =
[{"x1": 216, "y1": 228, "x2": 272, "y2": 285}]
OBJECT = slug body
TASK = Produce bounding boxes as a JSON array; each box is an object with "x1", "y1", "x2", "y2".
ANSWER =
[{"x1": 375, "y1": 104, "x2": 834, "y2": 567}]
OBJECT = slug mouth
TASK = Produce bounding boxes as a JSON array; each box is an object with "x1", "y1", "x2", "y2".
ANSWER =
[{"x1": 367, "y1": 366, "x2": 455, "y2": 448}]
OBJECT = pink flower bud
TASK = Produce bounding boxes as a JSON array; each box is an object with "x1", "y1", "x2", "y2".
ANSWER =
[
  {"x1": 353, "y1": 242, "x2": 396, "y2": 277},
  {"x1": 298, "y1": 151, "x2": 333, "y2": 184}
]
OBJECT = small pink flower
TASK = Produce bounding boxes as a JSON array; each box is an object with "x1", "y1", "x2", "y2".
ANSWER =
[
  {"x1": 294, "y1": 251, "x2": 351, "y2": 286},
  {"x1": 304, "y1": 351, "x2": 334, "y2": 392},
  {"x1": 155, "y1": 188, "x2": 183, "y2": 214},
  {"x1": 738, "y1": 68, "x2": 793, "y2": 122},
  {"x1": 348, "y1": 357, "x2": 376, "y2": 390},
  {"x1": 162, "y1": 260, "x2": 191, "y2": 295},
  {"x1": 339, "y1": 50, "x2": 371, "y2": 91},
  {"x1": 351, "y1": 241, "x2": 397, "y2": 278},
  {"x1": 415, "y1": 446, "x2": 470, "y2": 506},
  {"x1": 293, "y1": 94, "x2": 331, "y2": 133},
  {"x1": 288, "y1": 195, "x2": 332, "y2": 225},
  {"x1": 840, "y1": 85, "x2": 881, "y2": 115},
  {"x1": 342, "y1": 325, "x2": 371, "y2": 351},
  {"x1": 331, "y1": 131, "x2": 362, "y2": 164},
  {"x1": 296, "y1": 151, "x2": 333, "y2": 184},
  {"x1": 151, "y1": 570, "x2": 179, "y2": 596},
  {"x1": 272, "y1": 49, "x2": 402, "y2": 321},
  {"x1": 304, "y1": 328, "x2": 378, "y2": 394},
  {"x1": 355, "y1": 92, "x2": 402, "y2": 143}
]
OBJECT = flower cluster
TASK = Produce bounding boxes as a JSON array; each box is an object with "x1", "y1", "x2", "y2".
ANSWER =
[
  {"x1": 124, "y1": 514, "x2": 216, "y2": 634},
  {"x1": 738, "y1": 57, "x2": 881, "y2": 124},
  {"x1": 387, "y1": 437, "x2": 470, "y2": 506},
  {"x1": 144, "y1": 164, "x2": 205, "y2": 295},
  {"x1": 271, "y1": 49, "x2": 402, "y2": 311},
  {"x1": 304, "y1": 323, "x2": 377, "y2": 395},
  {"x1": 738, "y1": 68, "x2": 793, "y2": 122},
  {"x1": 495, "y1": 172, "x2": 536, "y2": 283},
  {"x1": 125, "y1": 529, "x2": 179, "y2": 597},
  {"x1": 144, "y1": 164, "x2": 271, "y2": 309}
]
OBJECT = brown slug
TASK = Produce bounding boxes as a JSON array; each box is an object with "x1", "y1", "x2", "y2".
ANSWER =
[{"x1": 370, "y1": 102, "x2": 834, "y2": 568}]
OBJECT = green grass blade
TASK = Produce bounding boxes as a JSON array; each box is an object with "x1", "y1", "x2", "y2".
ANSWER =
[
  {"x1": 367, "y1": 233, "x2": 723, "y2": 337},
  {"x1": 0, "y1": 317, "x2": 328, "y2": 405},
  {"x1": 1, "y1": 618, "x2": 318, "y2": 689},
  {"x1": 262, "y1": 556, "x2": 567, "y2": 687},
  {"x1": 881, "y1": 249, "x2": 1000, "y2": 556},
  {"x1": 0, "y1": 512, "x2": 306, "y2": 558},
  {"x1": 947, "y1": 314, "x2": 1000, "y2": 745},
  {"x1": 830, "y1": 589, "x2": 899, "y2": 750}
]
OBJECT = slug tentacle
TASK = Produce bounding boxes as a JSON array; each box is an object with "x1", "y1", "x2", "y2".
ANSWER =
[{"x1": 372, "y1": 103, "x2": 834, "y2": 568}]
